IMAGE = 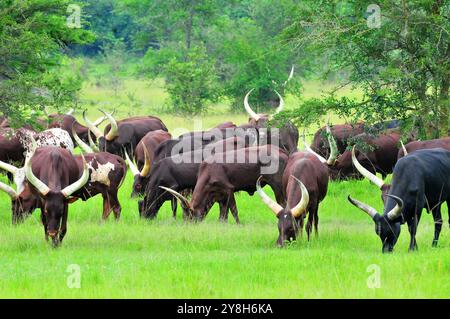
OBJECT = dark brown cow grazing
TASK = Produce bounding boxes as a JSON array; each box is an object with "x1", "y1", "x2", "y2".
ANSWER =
[
  {"x1": 330, "y1": 130, "x2": 402, "y2": 180},
  {"x1": 25, "y1": 146, "x2": 89, "y2": 246},
  {"x1": 126, "y1": 130, "x2": 172, "y2": 197},
  {"x1": 140, "y1": 136, "x2": 247, "y2": 221},
  {"x1": 256, "y1": 151, "x2": 329, "y2": 246},
  {"x1": 398, "y1": 137, "x2": 450, "y2": 159},
  {"x1": 0, "y1": 128, "x2": 27, "y2": 166},
  {"x1": 161, "y1": 145, "x2": 288, "y2": 221},
  {"x1": 311, "y1": 123, "x2": 366, "y2": 158},
  {"x1": 84, "y1": 111, "x2": 168, "y2": 157}
]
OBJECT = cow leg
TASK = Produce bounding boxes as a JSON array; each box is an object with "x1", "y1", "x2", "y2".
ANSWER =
[
  {"x1": 229, "y1": 195, "x2": 240, "y2": 224},
  {"x1": 59, "y1": 205, "x2": 68, "y2": 243},
  {"x1": 218, "y1": 201, "x2": 228, "y2": 223},
  {"x1": 407, "y1": 216, "x2": 420, "y2": 252},
  {"x1": 305, "y1": 212, "x2": 313, "y2": 241},
  {"x1": 41, "y1": 209, "x2": 48, "y2": 242},
  {"x1": 431, "y1": 205, "x2": 442, "y2": 247},
  {"x1": 171, "y1": 197, "x2": 177, "y2": 219},
  {"x1": 311, "y1": 202, "x2": 320, "y2": 238},
  {"x1": 102, "y1": 193, "x2": 112, "y2": 220},
  {"x1": 110, "y1": 192, "x2": 121, "y2": 221}
]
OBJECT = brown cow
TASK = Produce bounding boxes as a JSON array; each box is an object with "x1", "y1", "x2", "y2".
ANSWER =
[
  {"x1": 256, "y1": 151, "x2": 329, "y2": 246},
  {"x1": 84, "y1": 111, "x2": 168, "y2": 157},
  {"x1": 25, "y1": 146, "x2": 89, "y2": 246},
  {"x1": 398, "y1": 137, "x2": 450, "y2": 159},
  {"x1": 161, "y1": 145, "x2": 289, "y2": 221},
  {"x1": 126, "y1": 130, "x2": 172, "y2": 197}
]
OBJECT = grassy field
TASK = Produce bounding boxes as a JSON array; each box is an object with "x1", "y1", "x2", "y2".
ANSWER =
[{"x1": 0, "y1": 79, "x2": 448, "y2": 298}]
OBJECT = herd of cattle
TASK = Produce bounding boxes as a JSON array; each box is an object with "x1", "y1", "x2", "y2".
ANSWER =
[{"x1": 0, "y1": 94, "x2": 449, "y2": 253}]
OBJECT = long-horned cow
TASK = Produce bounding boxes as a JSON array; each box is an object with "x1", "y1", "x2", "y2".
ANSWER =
[
  {"x1": 242, "y1": 88, "x2": 299, "y2": 154},
  {"x1": 256, "y1": 151, "x2": 329, "y2": 246},
  {"x1": 139, "y1": 136, "x2": 247, "y2": 222},
  {"x1": 24, "y1": 146, "x2": 89, "y2": 246},
  {"x1": 83, "y1": 110, "x2": 168, "y2": 157},
  {"x1": 160, "y1": 145, "x2": 289, "y2": 221},
  {"x1": 348, "y1": 148, "x2": 450, "y2": 252},
  {"x1": 398, "y1": 137, "x2": 450, "y2": 159}
]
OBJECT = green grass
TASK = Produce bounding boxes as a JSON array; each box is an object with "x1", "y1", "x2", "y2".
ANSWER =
[{"x1": 0, "y1": 79, "x2": 448, "y2": 298}]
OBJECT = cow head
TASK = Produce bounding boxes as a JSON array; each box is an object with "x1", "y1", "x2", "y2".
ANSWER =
[
  {"x1": 25, "y1": 151, "x2": 89, "y2": 246},
  {"x1": 84, "y1": 110, "x2": 123, "y2": 155},
  {"x1": 125, "y1": 148, "x2": 151, "y2": 197},
  {"x1": 256, "y1": 176, "x2": 309, "y2": 247},
  {"x1": 347, "y1": 194, "x2": 403, "y2": 253},
  {"x1": 244, "y1": 88, "x2": 285, "y2": 128}
]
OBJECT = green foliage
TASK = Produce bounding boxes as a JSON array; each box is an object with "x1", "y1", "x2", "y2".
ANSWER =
[
  {"x1": 153, "y1": 46, "x2": 220, "y2": 114},
  {"x1": 282, "y1": 0, "x2": 449, "y2": 138},
  {"x1": 0, "y1": 0, "x2": 93, "y2": 127}
]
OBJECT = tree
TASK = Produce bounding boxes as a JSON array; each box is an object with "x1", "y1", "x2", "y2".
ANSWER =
[
  {"x1": 0, "y1": 0, "x2": 93, "y2": 127},
  {"x1": 281, "y1": 0, "x2": 449, "y2": 138}
]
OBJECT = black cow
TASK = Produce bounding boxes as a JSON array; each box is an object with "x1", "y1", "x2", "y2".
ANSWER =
[{"x1": 348, "y1": 148, "x2": 450, "y2": 252}]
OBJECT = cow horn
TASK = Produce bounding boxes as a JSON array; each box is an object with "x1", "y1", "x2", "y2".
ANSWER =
[
  {"x1": 0, "y1": 181, "x2": 17, "y2": 198},
  {"x1": 61, "y1": 154, "x2": 90, "y2": 198},
  {"x1": 289, "y1": 175, "x2": 310, "y2": 218},
  {"x1": 283, "y1": 65, "x2": 294, "y2": 86},
  {"x1": 72, "y1": 125, "x2": 94, "y2": 154},
  {"x1": 25, "y1": 157, "x2": 51, "y2": 196},
  {"x1": 400, "y1": 141, "x2": 408, "y2": 156},
  {"x1": 351, "y1": 146, "x2": 384, "y2": 189},
  {"x1": 274, "y1": 90, "x2": 284, "y2": 114},
  {"x1": 92, "y1": 115, "x2": 106, "y2": 127},
  {"x1": 100, "y1": 109, "x2": 118, "y2": 141},
  {"x1": 124, "y1": 149, "x2": 140, "y2": 177},
  {"x1": 386, "y1": 194, "x2": 404, "y2": 220},
  {"x1": 347, "y1": 195, "x2": 379, "y2": 219},
  {"x1": 326, "y1": 124, "x2": 338, "y2": 165},
  {"x1": 159, "y1": 186, "x2": 192, "y2": 210},
  {"x1": 0, "y1": 159, "x2": 18, "y2": 175},
  {"x1": 0, "y1": 160, "x2": 24, "y2": 195},
  {"x1": 140, "y1": 145, "x2": 151, "y2": 177},
  {"x1": 256, "y1": 176, "x2": 283, "y2": 215},
  {"x1": 244, "y1": 89, "x2": 261, "y2": 121},
  {"x1": 83, "y1": 110, "x2": 104, "y2": 139},
  {"x1": 66, "y1": 108, "x2": 74, "y2": 116},
  {"x1": 302, "y1": 135, "x2": 327, "y2": 164},
  {"x1": 87, "y1": 130, "x2": 100, "y2": 152}
]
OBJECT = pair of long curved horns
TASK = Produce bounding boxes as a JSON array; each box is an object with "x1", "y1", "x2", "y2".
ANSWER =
[
  {"x1": 347, "y1": 194, "x2": 404, "y2": 221},
  {"x1": 283, "y1": 65, "x2": 295, "y2": 86},
  {"x1": 25, "y1": 148, "x2": 90, "y2": 198},
  {"x1": 256, "y1": 176, "x2": 309, "y2": 218},
  {"x1": 244, "y1": 89, "x2": 284, "y2": 121},
  {"x1": 159, "y1": 186, "x2": 192, "y2": 210},
  {"x1": 83, "y1": 109, "x2": 118, "y2": 141},
  {"x1": 302, "y1": 125, "x2": 338, "y2": 166},
  {"x1": 72, "y1": 125, "x2": 100, "y2": 154},
  {"x1": 125, "y1": 146, "x2": 151, "y2": 178},
  {"x1": 351, "y1": 146, "x2": 384, "y2": 189}
]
